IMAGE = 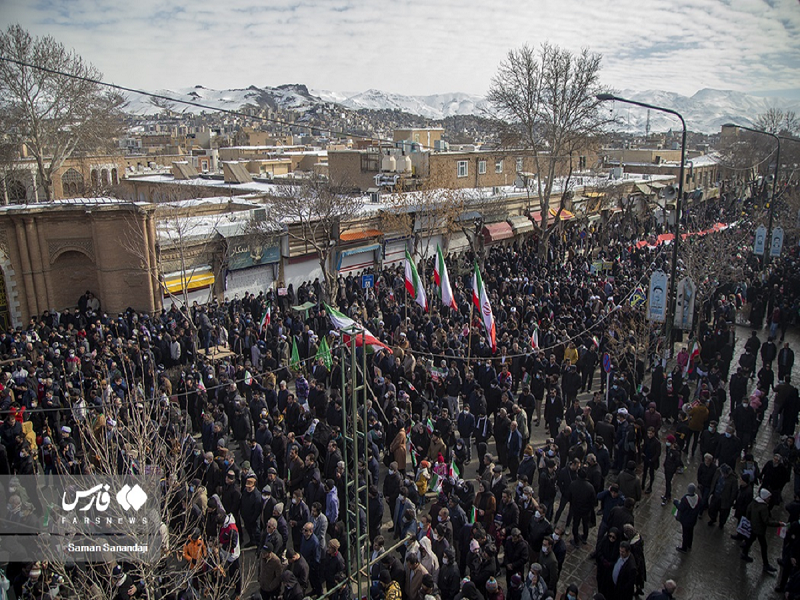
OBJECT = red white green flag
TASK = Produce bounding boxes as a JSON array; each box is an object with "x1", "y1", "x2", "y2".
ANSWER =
[
  {"x1": 325, "y1": 304, "x2": 392, "y2": 352},
  {"x1": 685, "y1": 340, "x2": 700, "y2": 374},
  {"x1": 530, "y1": 326, "x2": 539, "y2": 350},
  {"x1": 405, "y1": 250, "x2": 428, "y2": 311},
  {"x1": 472, "y1": 262, "x2": 496, "y2": 352},
  {"x1": 259, "y1": 305, "x2": 271, "y2": 332},
  {"x1": 435, "y1": 244, "x2": 457, "y2": 310}
]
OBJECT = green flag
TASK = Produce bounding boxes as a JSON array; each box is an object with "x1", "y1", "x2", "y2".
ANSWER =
[
  {"x1": 290, "y1": 337, "x2": 301, "y2": 372},
  {"x1": 315, "y1": 336, "x2": 333, "y2": 370}
]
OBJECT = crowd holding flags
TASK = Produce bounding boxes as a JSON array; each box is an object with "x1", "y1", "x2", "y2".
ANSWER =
[{"x1": 472, "y1": 262, "x2": 497, "y2": 352}]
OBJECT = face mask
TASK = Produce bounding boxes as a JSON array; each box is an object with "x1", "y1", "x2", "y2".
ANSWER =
[
  {"x1": 725, "y1": 432, "x2": 731, "y2": 438},
  {"x1": 552, "y1": 533, "x2": 560, "y2": 541},
  {"x1": 194, "y1": 450, "x2": 201, "y2": 456},
  {"x1": 399, "y1": 495, "x2": 405, "y2": 501},
  {"x1": 204, "y1": 459, "x2": 211, "y2": 465},
  {"x1": 547, "y1": 450, "x2": 555, "y2": 457},
  {"x1": 541, "y1": 546, "x2": 549, "y2": 554},
  {"x1": 666, "y1": 443, "x2": 671, "y2": 448},
  {"x1": 708, "y1": 427, "x2": 714, "y2": 432},
  {"x1": 442, "y1": 558, "x2": 449, "y2": 565},
  {"x1": 568, "y1": 595, "x2": 577, "y2": 600},
  {"x1": 292, "y1": 498, "x2": 298, "y2": 505}
]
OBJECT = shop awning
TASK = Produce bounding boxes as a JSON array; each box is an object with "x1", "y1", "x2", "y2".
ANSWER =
[
  {"x1": 482, "y1": 222, "x2": 514, "y2": 243},
  {"x1": 635, "y1": 183, "x2": 653, "y2": 195},
  {"x1": 508, "y1": 215, "x2": 534, "y2": 235},
  {"x1": 163, "y1": 266, "x2": 215, "y2": 294},
  {"x1": 339, "y1": 243, "x2": 381, "y2": 258},
  {"x1": 530, "y1": 208, "x2": 575, "y2": 226},
  {"x1": 340, "y1": 228, "x2": 382, "y2": 242},
  {"x1": 456, "y1": 210, "x2": 482, "y2": 223}
]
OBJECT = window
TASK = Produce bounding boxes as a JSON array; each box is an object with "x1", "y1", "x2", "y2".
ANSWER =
[
  {"x1": 361, "y1": 153, "x2": 380, "y2": 172},
  {"x1": 111, "y1": 168, "x2": 119, "y2": 185},
  {"x1": 579, "y1": 156, "x2": 587, "y2": 170},
  {"x1": 516, "y1": 157, "x2": 524, "y2": 172},
  {"x1": 478, "y1": 160, "x2": 487, "y2": 175},
  {"x1": 7, "y1": 180, "x2": 26, "y2": 204},
  {"x1": 457, "y1": 160, "x2": 468, "y2": 178},
  {"x1": 61, "y1": 168, "x2": 84, "y2": 197},
  {"x1": 495, "y1": 160, "x2": 503, "y2": 174}
]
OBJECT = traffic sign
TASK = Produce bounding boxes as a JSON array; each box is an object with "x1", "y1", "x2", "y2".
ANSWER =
[
  {"x1": 361, "y1": 274, "x2": 374, "y2": 289},
  {"x1": 602, "y1": 352, "x2": 612, "y2": 373}
]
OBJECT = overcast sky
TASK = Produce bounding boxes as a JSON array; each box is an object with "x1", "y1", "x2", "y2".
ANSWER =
[{"x1": 2, "y1": 0, "x2": 799, "y2": 99}]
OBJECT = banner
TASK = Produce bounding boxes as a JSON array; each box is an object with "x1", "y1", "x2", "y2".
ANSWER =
[
  {"x1": 648, "y1": 270, "x2": 668, "y2": 323},
  {"x1": 754, "y1": 225, "x2": 767, "y2": 256},
  {"x1": 673, "y1": 277, "x2": 696, "y2": 330},
  {"x1": 770, "y1": 227, "x2": 784, "y2": 258}
]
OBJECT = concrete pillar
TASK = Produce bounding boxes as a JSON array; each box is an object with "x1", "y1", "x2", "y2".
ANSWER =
[
  {"x1": 24, "y1": 218, "x2": 49, "y2": 313},
  {"x1": 14, "y1": 219, "x2": 38, "y2": 318},
  {"x1": 147, "y1": 214, "x2": 161, "y2": 312},
  {"x1": 138, "y1": 213, "x2": 156, "y2": 314}
]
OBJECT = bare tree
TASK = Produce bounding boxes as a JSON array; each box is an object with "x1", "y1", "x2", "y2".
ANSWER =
[
  {"x1": 756, "y1": 108, "x2": 800, "y2": 136},
  {"x1": 0, "y1": 25, "x2": 125, "y2": 201},
  {"x1": 487, "y1": 43, "x2": 609, "y2": 257},
  {"x1": 257, "y1": 176, "x2": 363, "y2": 302}
]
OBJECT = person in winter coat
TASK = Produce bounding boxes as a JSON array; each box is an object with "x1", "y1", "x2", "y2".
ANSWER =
[
  {"x1": 567, "y1": 468, "x2": 596, "y2": 547},
  {"x1": 617, "y1": 461, "x2": 642, "y2": 505},
  {"x1": 623, "y1": 523, "x2": 646, "y2": 596},
  {"x1": 281, "y1": 570, "x2": 304, "y2": 600},
  {"x1": 741, "y1": 488, "x2": 781, "y2": 572},
  {"x1": 642, "y1": 427, "x2": 662, "y2": 494},
  {"x1": 661, "y1": 435, "x2": 683, "y2": 506},
  {"x1": 520, "y1": 567, "x2": 547, "y2": 600},
  {"x1": 503, "y1": 528, "x2": 530, "y2": 588},
  {"x1": 595, "y1": 527, "x2": 621, "y2": 598},
  {"x1": 674, "y1": 484, "x2": 702, "y2": 553},
  {"x1": 457, "y1": 580, "x2": 486, "y2": 600},
  {"x1": 438, "y1": 547, "x2": 461, "y2": 600},
  {"x1": 707, "y1": 463, "x2": 738, "y2": 528},
  {"x1": 258, "y1": 542, "x2": 283, "y2": 600}
]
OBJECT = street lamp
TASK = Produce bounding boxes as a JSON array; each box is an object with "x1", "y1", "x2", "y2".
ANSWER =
[
  {"x1": 597, "y1": 93, "x2": 687, "y2": 361},
  {"x1": 723, "y1": 123, "x2": 780, "y2": 264}
]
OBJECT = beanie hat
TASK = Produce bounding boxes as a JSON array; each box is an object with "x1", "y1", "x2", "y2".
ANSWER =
[
  {"x1": 666, "y1": 434, "x2": 676, "y2": 444},
  {"x1": 486, "y1": 578, "x2": 498, "y2": 592}
]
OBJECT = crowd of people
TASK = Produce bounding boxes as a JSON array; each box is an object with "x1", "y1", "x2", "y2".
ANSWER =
[{"x1": 1, "y1": 193, "x2": 800, "y2": 600}]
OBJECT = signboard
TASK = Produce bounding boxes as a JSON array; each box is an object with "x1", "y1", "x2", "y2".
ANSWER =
[
  {"x1": 753, "y1": 225, "x2": 767, "y2": 256},
  {"x1": 278, "y1": 287, "x2": 288, "y2": 296},
  {"x1": 590, "y1": 261, "x2": 602, "y2": 275},
  {"x1": 602, "y1": 352, "x2": 612, "y2": 373},
  {"x1": 673, "y1": 277, "x2": 696, "y2": 331},
  {"x1": 227, "y1": 239, "x2": 280, "y2": 271},
  {"x1": 770, "y1": 227, "x2": 784, "y2": 258},
  {"x1": 648, "y1": 269, "x2": 668, "y2": 323},
  {"x1": 361, "y1": 274, "x2": 374, "y2": 289}
]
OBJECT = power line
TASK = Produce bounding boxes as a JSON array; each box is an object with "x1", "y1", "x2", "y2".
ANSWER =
[{"x1": 0, "y1": 56, "x2": 396, "y2": 145}]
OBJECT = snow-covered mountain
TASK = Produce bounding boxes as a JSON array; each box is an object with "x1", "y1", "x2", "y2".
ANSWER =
[
  {"x1": 123, "y1": 84, "x2": 322, "y2": 115},
  {"x1": 607, "y1": 88, "x2": 799, "y2": 133},
  {"x1": 124, "y1": 83, "x2": 799, "y2": 134}
]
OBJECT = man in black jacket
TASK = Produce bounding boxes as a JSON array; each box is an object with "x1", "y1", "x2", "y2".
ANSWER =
[{"x1": 568, "y1": 468, "x2": 597, "y2": 547}]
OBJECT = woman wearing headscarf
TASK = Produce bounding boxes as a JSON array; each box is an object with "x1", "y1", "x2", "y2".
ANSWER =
[
  {"x1": 418, "y1": 535, "x2": 440, "y2": 581},
  {"x1": 474, "y1": 480, "x2": 497, "y2": 529},
  {"x1": 595, "y1": 527, "x2": 621, "y2": 598}
]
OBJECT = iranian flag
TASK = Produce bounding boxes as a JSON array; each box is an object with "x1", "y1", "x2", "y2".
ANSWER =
[
  {"x1": 530, "y1": 326, "x2": 539, "y2": 350},
  {"x1": 472, "y1": 262, "x2": 497, "y2": 352},
  {"x1": 435, "y1": 244, "x2": 457, "y2": 310},
  {"x1": 450, "y1": 459, "x2": 460, "y2": 479},
  {"x1": 685, "y1": 340, "x2": 700, "y2": 374},
  {"x1": 325, "y1": 304, "x2": 392, "y2": 352},
  {"x1": 405, "y1": 250, "x2": 428, "y2": 311},
  {"x1": 259, "y1": 305, "x2": 271, "y2": 332}
]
